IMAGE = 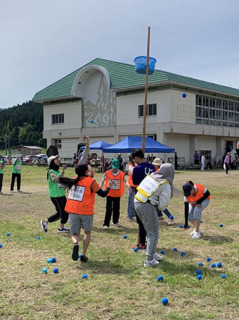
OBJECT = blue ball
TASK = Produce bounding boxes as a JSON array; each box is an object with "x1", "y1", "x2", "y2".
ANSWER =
[
  {"x1": 169, "y1": 215, "x2": 174, "y2": 220},
  {"x1": 180, "y1": 251, "x2": 185, "y2": 256},
  {"x1": 173, "y1": 248, "x2": 177, "y2": 252},
  {"x1": 220, "y1": 224, "x2": 223, "y2": 227},
  {"x1": 182, "y1": 93, "x2": 187, "y2": 98},
  {"x1": 217, "y1": 262, "x2": 222, "y2": 268},
  {"x1": 53, "y1": 267, "x2": 59, "y2": 274},
  {"x1": 47, "y1": 258, "x2": 52, "y2": 263},
  {"x1": 206, "y1": 257, "x2": 211, "y2": 262},
  {"x1": 160, "y1": 250, "x2": 164, "y2": 255},
  {"x1": 196, "y1": 270, "x2": 202, "y2": 275},
  {"x1": 161, "y1": 297, "x2": 168, "y2": 305},
  {"x1": 198, "y1": 262, "x2": 203, "y2": 266},
  {"x1": 78, "y1": 254, "x2": 82, "y2": 258},
  {"x1": 7, "y1": 232, "x2": 11, "y2": 236},
  {"x1": 157, "y1": 275, "x2": 164, "y2": 281},
  {"x1": 197, "y1": 274, "x2": 202, "y2": 280},
  {"x1": 0, "y1": 244, "x2": 3, "y2": 248},
  {"x1": 187, "y1": 225, "x2": 191, "y2": 229},
  {"x1": 211, "y1": 263, "x2": 216, "y2": 268},
  {"x1": 123, "y1": 235, "x2": 127, "y2": 239},
  {"x1": 36, "y1": 236, "x2": 40, "y2": 240},
  {"x1": 221, "y1": 273, "x2": 226, "y2": 279},
  {"x1": 82, "y1": 273, "x2": 88, "y2": 279},
  {"x1": 133, "y1": 247, "x2": 139, "y2": 252},
  {"x1": 90, "y1": 119, "x2": 93, "y2": 123},
  {"x1": 42, "y1": 268, "x2": 47, "y2": 274},
  {"x1": 51, "y1": 257, "x2": 56, "y2": 263},
  {"x1": 179, "y1": 224, "x2": 183, "y2": 228}
]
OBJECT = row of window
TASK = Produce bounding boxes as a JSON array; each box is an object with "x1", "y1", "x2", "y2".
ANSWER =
[{"x1": 52, "y1": 114, "x2": 64, "y2": 124}]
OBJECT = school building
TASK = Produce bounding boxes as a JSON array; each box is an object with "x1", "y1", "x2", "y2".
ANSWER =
[{"x1": 33, "y1": 58, "x2": 239, "y2": 164}]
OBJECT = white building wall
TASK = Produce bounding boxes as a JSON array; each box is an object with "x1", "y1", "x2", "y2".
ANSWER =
[{"x1": 171, "y1": 90, "x2": 195, "y2": 124}]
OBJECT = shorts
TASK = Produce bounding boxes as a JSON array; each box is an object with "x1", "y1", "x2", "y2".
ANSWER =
[
  {"x1": 69, "y1": 213, "x2": 93, "y2": 234},
  {"x1": 188, "y1": 199, "x2": 210, "y2": 222}
]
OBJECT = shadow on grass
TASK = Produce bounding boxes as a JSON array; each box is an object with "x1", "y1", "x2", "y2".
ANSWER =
[
  {"x1": 202, "y1": 235, "x2": 233, "y2": 244},
  {"x1": 92, "y1": 226, "x2": 137, "y2": 235},
  {"x1": 0, "y1": 193, "x2": 14, "y2": 197}
]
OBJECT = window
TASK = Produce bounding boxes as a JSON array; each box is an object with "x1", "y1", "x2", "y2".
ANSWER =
[
  {"x1": 138, "y1": 104, "x2": 157, "y2": 117},
  {"x1": 52, "y1": 114, "x2": 64, "y2": 124},
  {"x1": 54, "y1": 139, "x2": 62, "y2": 149}
]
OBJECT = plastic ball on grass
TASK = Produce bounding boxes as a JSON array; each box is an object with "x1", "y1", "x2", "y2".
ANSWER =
[
  {"x1": 51, "y1": 257, "x2": 56, "y2": 263},
  {"x1": 161, "y1": 297, "x2": 168, "y2": 305},
  {"x1": 82, "y1": 274, "x2": 88, "y2": 279},
  {"x1": 219, "y1": 224, "x2": 224, "y2": 227},
  {"x1": 123, "y1": 235, "x2": 127, "y2": 239},
  {"x1": 217, "y1": 262, "x2": 222, "y2": 268},
  {"x1": 211, "y1": 263, "x2": 216, "y2": 268},
  {"x1": 221, "y1": 274, "x2": 226, "y2": 279},
  {"x1": 133, "y1": 247, "x2": 139, "y2": 252},
  {"x1": 187, "y1": 225, "x2": 191, "y2": 229},
  {"x1": 0, "y1": 244, "x2": 3, "y2": 248},
  {"x1": 157, "y1": 275, "x2": 164, "y2": 281},
  {"x1": 197, "y1": 274, "x2": 202, "y2": 280},
  {"x1": 206, "y1": 257, "x2": 211, "y2": 262},
  {"x1": 180, "y1": 251, "x2": 186, "y2": 256},
  {"x1": 179, "y1": 224, "x2": 183, "y2": 228},
  {"x1": 160, "y1": 250, "x2": 164, "y2": 255},
  {"x1": 196, "y1": 270, "x2": 202, "y2": 275},
  {"x1": 198, "y1": 262, "x2": 203, "y2": 266},
  {"x1": 42, "y1": 268, "x2": 47, "y2": 274},
  {"x1": 173, "y1": 248, "x2": 177, "y2": 252},
  {"x1": 47, "y1": 258, "x2": 53, "y2": 263},
  {"x1": 7, "y1": 232, "x2": 11, "y2": 236},
  {"x1": 36, "y1": 236, "x2": 40, "y2": 240},
  {"x1": 53, "y1": 267, "x2": 59, "y2": 274}
]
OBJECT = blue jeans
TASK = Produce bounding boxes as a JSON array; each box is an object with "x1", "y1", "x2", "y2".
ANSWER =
[
  {"x1": 127, "y1": 187, "x2": 136, "y2": 219},
  {"x1": 158, "y1": 208, "x2": 171, "y2": 218}
]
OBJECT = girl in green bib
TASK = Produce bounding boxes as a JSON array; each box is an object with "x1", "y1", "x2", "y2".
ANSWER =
[
  {"x1": 10, "y1": 155, "x2": 22, "y2": 193},
  {"x1": 40, "y1": 155, "x2": 69, "y2": 233}
]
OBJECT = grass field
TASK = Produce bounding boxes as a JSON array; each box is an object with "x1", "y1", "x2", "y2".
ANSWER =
[{"x1": 0, "y1": 165, "x2": 239, "y2": 320}]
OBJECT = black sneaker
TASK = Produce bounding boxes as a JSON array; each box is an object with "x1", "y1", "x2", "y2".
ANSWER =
[
  {"x1": 58, "y1": 227, "x2": 70, "y2": 233},
  {"x1": 80, "y1": 255, "x2": 88, "y2": 263},
  {"x1": 72, "y1": 244, "x2": 79, "y2": 261}
]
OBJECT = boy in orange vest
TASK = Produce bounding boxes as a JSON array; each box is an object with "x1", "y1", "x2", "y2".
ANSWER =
[
  {"x1": 182, "y1": 180, "x2": 211, "y2": 239},
  {"x1": 101, "y1": 158, "x2": 126, "y2": 229}
]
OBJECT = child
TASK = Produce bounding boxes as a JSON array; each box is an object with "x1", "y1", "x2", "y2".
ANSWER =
[
  {"x1": 0, "y1": 159, "x2": 4, "y2": 194},
  {"x1": 126, "y1": 156, "x2": 137, "y2": 222},
  {"x1": 101, "y1": 158, "x2": 126, "y2": 229},
  {"x1": 152, "y1": 158, "x2": 175, "y2": 225},
  {"x1": 59, "y1": 164, "x2": 112, "y2": 262},
  {"x1": 40, "y1": 155, "x2": 69, "y2": 233},
  {"x1": 182, "y1": 180, "x2": 211, "y2": 239},
  {"x1": 10, "y1": 155, "x2": 22, "y2": 193}
]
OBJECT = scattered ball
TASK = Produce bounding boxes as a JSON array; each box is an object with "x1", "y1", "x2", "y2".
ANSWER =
[
  {"x1": 217, "y1": 262, "x2": 222, "y2": 268},
  {"x1": 206, "y1": 257, "x2": 211, "y2": 262},
  {"x1": 7, "y1": 232, "x2": 11, "y2": 236},
  {"x1": 211, "y1": 263, "x2": 216, "y2": 268},
  {"x1": 197, "y1": 274, "x2": 202, "y2": 280},
  {"x1": 0, "y1": 244, "x2": 3, "y2": 248},
  {"x1": 157, "y1": 275, "x2": 164, "y2": 281},
  {"x1": 221, "y1": 274, "x2": 226, "y2": 279},
  {"x1": 161, "y1": 297, "x2": 168, "y2": 305},
  {"x1": 160, "y1": 250, "x2": 164, "y2": 255},
  {"x1": 133, "y1": 247, "x2": 139, "y2": 252},
  {"x1": 42, "y1": 268, "x2": 47, "y2": 274},
  {"x1": 78, "y1": 254, "x2": 82, "y2": 258},
  {"x1": 123, "y1": 235, "x2": 127, "y2": 239},
  {"x1": 169, "y1": 215, "x2": 174, "y2": 220},
  {"x1": 198, "y1": 262, "x2": 203, "y2": 266},
  {"x1": 201, "y1": 220, "x2": 203, "y2": 223},
  {"x1": 51, "y1": 257, "x2": 56, "y2": 263},
  {"x1": 179, "y1": 224, "x2": 183, "y2": 228},
  {"x1": 187, "y1": 225, "x2": 191, "y2": 229},
  {"x1": 47, "y1": 258, "x2": 53, "y2": 263},
  {"x1": 90, "y1": 119, "x2": 94, "y2": 123},
  {"x1": 36, "y1": 236, "x2": 40, "y2": 240},
  {"x1": 82, "y1": 273, "x2": 88, "y2": 279},
  {"x1": 196, "y1": 270, "x2": 202, "y2": 275},
  {"x1": 219, "y1": 224, "x2": 223, "y2": 227},
  {"x1": 173, "y1": 248, "x2": 177, "y2": 252},
  {"x1": 180, "y1": 251, "x2": 186, "y2": 256},
  {"x1": 53, "y1": 267, "x2": 59, "y2": 274},
  {"x1": 182, "y1": 93, "x2": 187, "y2": 98}
]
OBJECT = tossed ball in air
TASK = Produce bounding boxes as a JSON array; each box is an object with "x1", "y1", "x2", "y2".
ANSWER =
[
  {"x1": 217, "y1": 262, "x2": 222, "y2": 268},
  {"x1": 90, "y1": 119, "x2": 94, "y2": 123},
  {"x1": 157, "y1": 275, "x2": 164, "y2": 281},
  {"x1": 182, "y1": 93, "x2": 187, "y2": 98},
  {"x1": 161, "y1": 297, "x2": 169, "y2": 305},
  {"x1": 221, "y1": 274, "x2": 226, "y2": 279},
  {"x1": 197, "y1": 274, "x2": 202, "y2": 280},
  {"x1": 42, "y1": 268, "x2": 47, "y2": 274},
  {"x1": 82, "y1": 273, "x2": 88, "y2": 279},
  {"x1": 53, "y1": 267, "x2": 59, "y2": 274}
]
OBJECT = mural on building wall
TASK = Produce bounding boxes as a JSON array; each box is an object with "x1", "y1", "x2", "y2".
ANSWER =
[{"x1": 82, "y1": 73, "x2": 116, "y2": 127}]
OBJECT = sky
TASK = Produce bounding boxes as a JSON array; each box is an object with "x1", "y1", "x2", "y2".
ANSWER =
[{"x1": 1, "y1": 0, "x2": 239, "y2": 109}]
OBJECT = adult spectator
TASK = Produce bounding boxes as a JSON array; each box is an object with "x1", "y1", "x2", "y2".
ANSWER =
[{"x1": 194, "y1": 151, "x2": 199, "y2": 165}]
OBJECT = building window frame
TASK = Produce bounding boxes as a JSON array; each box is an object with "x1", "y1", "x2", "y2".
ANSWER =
[
  {"x1": 52, "y1": 114, "x2": 64, "y2": 124},
  {"x1": 138, "y1": 104, "x2": 157, "y2": 117}
]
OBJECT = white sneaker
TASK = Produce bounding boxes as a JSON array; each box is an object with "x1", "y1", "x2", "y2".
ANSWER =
[
  {"x1": 112, "y1": 222, "x2": 121, "y2": 227},
  {"x1": 103, "y1": 225, "x2": 109, "y2": 230},
  {"x1": 154, "y1": 253, "x2": 164, "y2": 261},
  {"x1": 190, "y1": 228, "x2": 202, "y2": 236},
  {"x1": 192, "y1": 232, "x2": 201, "y2": 239},
  {"x1": 167, "y1": 219, "x2": 175, "y2": 225},
  {"x1": 144, "y1": 258, "x2": 159, "y2": 267},
  {"x1": 40, "y1": 220, "x2": 48, "y2": 232},
  {"x1": 10, "y1": 190, "x2": 14, "y2": 193}
]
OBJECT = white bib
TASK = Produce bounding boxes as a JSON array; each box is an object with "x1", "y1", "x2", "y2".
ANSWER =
[{"x1": 68, "y1": 185, "x2": 85, "y2": 202}]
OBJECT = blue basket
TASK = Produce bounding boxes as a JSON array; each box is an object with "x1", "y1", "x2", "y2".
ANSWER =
[{"x1": 134, "y1": 56, "x2": 157, "y2": 75}]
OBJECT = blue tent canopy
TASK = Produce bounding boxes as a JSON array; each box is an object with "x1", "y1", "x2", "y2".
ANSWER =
[
  {"x1": 80, "y1": 140, "x2": 113, "y2": 150},
  {"x1": 102, "y1": 136, "x2": 174, "y2": 153}
]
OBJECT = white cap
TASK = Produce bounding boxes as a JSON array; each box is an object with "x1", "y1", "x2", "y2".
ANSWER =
[{"x1": 47, "y1": 155, "x2": 59, "y2": 166}]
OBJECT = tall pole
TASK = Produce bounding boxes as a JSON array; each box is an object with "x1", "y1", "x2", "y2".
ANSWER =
[{"x1": 142, "y1": 26, "x2": 150, "y2": 153}]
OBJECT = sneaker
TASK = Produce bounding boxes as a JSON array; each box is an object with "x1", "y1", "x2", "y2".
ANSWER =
[
  {"x1": 131, "y1": 244, "x2": 147, "y2": 250},
  {"x1": 154, "y1": 253, "x2": 164, "y2": 261},
  {"x1": 10, "y1": 190, "x2": 14, "y2": 193},
  {"x1": 17, "y1": 190, "x2": 23, "y2": 193},
  {"x1": 58, "y1": 227, "x2": 70, "y2": 233},
  {"x1": 144, "y1": 258, "x2": 159, "y2": 267},
  {"x1": 72, "y1": 244, "x2": 79, "y2": 261},
  {"x1": 190, "y1": 228, "x2": 202, "y2": 236},
  {"x1": 40, "y1": 220, "x2": 48, "y2": 232},
  {"x1": 192, "y1": 232, "x2": 201, "y2": 239},
  {"x1": 80, "y1": 255, "x2": 88, "y2": 263},
  {"x1": 129, "y1": 218, "x2": 136, "y2": 222},
  {"x1": 167, "y1": 219, "x2": 175, "y2": 225},
  {"x1": 0, "y1": 191, "x2": 3, "y2": 195},
  {"x1": 103, "y1": 225, "x2": 109, "y2": 230},
  {"x1": 112, "y1": 222, "x2": 121, "y2": 227}
]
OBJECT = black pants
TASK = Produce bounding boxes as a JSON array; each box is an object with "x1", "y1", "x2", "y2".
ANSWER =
[
  {"x1": 135, "y1": 212, "x2": 147, "y2": 246},
  {"x1": 0, "y1": 174, "x2": 3, "y2": 192},
  {"x1": 10, "y1": 173, "x2": 21, "y2": 191},
  {"x1": 103, "y1": 196, "x2": 120, "y2": 226},
  {"x1": 48, "y1": 196, "x2": 69, "y2": 224},
  {"x1": 225, "y1": 163, "x2": 229, "y2": 174}
]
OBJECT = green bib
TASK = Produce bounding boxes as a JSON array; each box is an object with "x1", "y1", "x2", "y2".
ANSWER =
[
  {"x1": 48, "y1": 169, "x2": 65, "y2": 198},
  {"x1": 12, "y1": 161, "x2": 22, "y2": 174},
  {"x1": 0, "y1": 161, "x2": 3, "y2": 174}
]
